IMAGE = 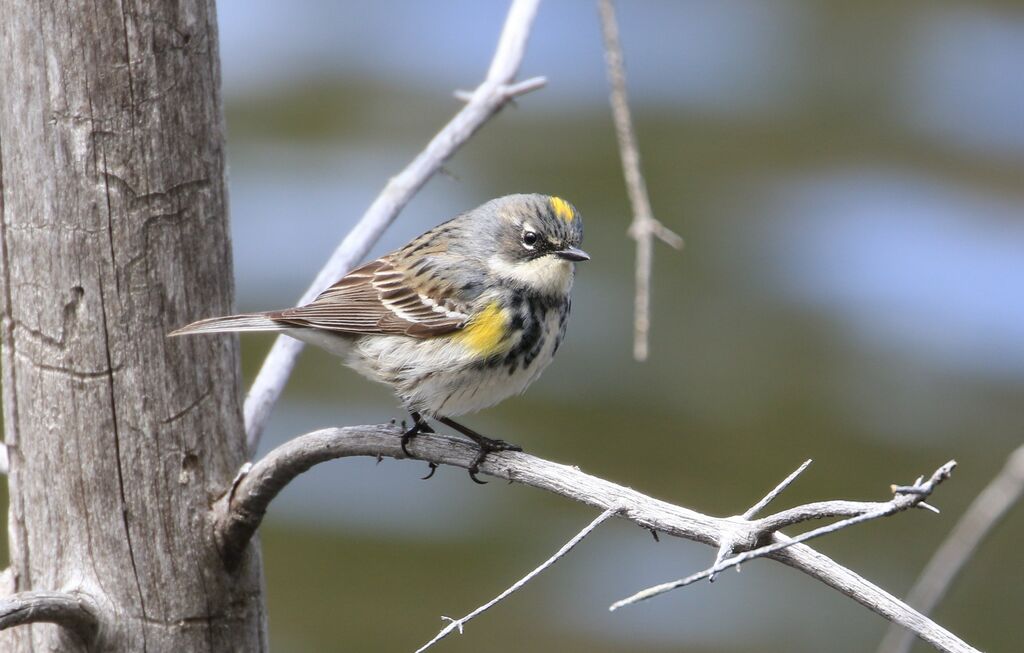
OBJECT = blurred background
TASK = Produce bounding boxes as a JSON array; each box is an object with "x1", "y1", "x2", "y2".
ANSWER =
[{"x1": 12, "y1": 0, "x2": 1024, "y2": 651}]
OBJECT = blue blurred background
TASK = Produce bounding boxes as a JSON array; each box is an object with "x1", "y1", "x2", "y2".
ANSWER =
[{"x1": 216, "y1": 1, "x2": 1023, "y2": 651}]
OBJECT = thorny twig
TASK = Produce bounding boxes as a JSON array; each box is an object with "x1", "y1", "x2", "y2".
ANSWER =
[
  {"x1": 878, "y1": 444, "x2": 1024, "y2": 653},
  {"x1": 610, "y1": 461, "x2": 957, "y2": 610}
]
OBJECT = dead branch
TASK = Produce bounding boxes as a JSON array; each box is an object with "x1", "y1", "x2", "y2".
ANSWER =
[
  {"x1": 210, "y1": 424, "x2": 975, "y2": 653},
  {"x1": 612, "y1": 461, "x2": 956, "y2": 608},
  {"x1": 878, "y1": 443, "x2": 1024, "y2": 653},
  {"x1": 242, "y1": 0, "x2": 545, "y2": 454},
  {"x1": 0, "y1": 590, "x2": 99, "y2": 644},
  {"x1": 597, "y1": 0, "x2": 683, "y2": 361}
]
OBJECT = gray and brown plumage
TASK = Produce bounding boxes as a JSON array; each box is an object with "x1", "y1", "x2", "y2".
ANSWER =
[{"x1": 172, "y1": 194, "x2": 588, "y2": 480}]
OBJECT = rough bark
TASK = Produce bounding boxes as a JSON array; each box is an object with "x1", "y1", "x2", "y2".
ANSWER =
[{"x1": 0, "y1": 1, "x2": 267, "y2": 650}]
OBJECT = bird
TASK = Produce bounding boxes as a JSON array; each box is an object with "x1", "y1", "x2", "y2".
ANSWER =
[{"x1": 171, "y1": 194, "x2": 588, "y2": 482}]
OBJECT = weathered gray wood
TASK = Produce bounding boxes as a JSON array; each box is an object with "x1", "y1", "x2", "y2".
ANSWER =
[
  {"x1": 215, "y1": 425, "x2": 976, "y2": 653},
  {"x1": 0, "y1": 1, "x2": 267, "y2": 650}
]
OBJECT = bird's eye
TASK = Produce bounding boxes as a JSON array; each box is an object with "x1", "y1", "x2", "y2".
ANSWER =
[{"x1": 522, "y1": 231, "x2": 539, "y2": 248}]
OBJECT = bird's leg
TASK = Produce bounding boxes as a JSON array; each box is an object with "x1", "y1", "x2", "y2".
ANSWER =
[
  {"x1": 437, "y1": 416, "x2": 521, "y2": 484},
  {"x1": 401, "y1": 411, "x2": 434, "y2": 457}
]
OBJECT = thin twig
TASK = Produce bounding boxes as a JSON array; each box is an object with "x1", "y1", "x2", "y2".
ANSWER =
[
  {"x1": 744, "y1": 458, "x2": 813, "y2": 519},
  {"x1": 878, "y1": 443, "x2": 1024, "y2": 653},
  {"x1": 415, "y1": 507, "x2": 620, "y2": 652},
  {"x1": 754, "y1": 499, "x2": 925, "y2": 533},
  {"x1": 597, "y1": 0, "x2": 683, "y2": 362},
  {"x1": 210, "y1": 425, "x2": 974, "y2": 653},
  {"x1": 0, "y1": 590, "x2": 100, "y2": 643},
  {"x1": 242, "y1": 0, "x2": 544, "y2": 454},
  {"x1": 611, "y1": 462, "x2": 957, "y2": 610}
]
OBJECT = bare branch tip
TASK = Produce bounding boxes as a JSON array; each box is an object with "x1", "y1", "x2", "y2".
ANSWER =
[
  {"x1": 652, "y1": 221, "x2": 685, "y2": 249},
  {"x1": 507, "y1": 75, "x2": 548, "y2": 96},
  {"x1": 743, "y1": 458, "x2": 814, "y2": 519},
  {"x1": 879, "y1": 452, "x2": 1014, "y2": 653},
  {"x1": 708, "y1": 545, "x2": 731, "y2": 583},
  {"x1": 453, "y1": 76, "x2": 545, "y2": 104}
]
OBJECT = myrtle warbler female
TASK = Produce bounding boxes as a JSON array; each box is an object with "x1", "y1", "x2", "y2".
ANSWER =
[{"x1": 172, "y1": 194, "x2": 588, "y2": 482}]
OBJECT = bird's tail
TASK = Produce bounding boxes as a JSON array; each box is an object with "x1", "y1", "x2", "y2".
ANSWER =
[{"x1": 169, "y1": 312, "x2": 284, "y2": 337}]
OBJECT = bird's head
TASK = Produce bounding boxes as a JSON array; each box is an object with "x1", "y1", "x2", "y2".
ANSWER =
[{"x1": 473, "y1": 194, "x2": 588, "y2": 296}]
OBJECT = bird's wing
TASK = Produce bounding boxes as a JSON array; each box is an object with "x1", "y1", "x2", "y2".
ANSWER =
[{"x1": 272, "y1": 257, "x2": 471, "y2": 338}]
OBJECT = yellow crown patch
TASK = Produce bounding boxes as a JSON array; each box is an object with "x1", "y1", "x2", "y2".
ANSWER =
[{"x1": 549, "y1": 196, "x2": 575, "y2": 222}]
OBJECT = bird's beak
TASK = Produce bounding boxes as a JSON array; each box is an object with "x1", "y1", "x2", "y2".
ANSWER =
[{"x1": 554, "y1": 246, "x2": 590, "y2": 262}]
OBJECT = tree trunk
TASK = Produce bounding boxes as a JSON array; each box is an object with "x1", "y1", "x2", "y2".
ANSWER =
[{"x1": 0, "y1": 1, "x2": 267, "y2": 650}]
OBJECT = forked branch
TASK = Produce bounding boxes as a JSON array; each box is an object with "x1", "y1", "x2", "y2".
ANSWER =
[
  {"x1": 211, "y1": 424, "x2": 975, "y2": 653},
  {"x1": 597, "y1": 0, "x2": 683, "y2": 361},
  {"x1": 612, "y1": 461, "x2": 957, "y2": 610}
]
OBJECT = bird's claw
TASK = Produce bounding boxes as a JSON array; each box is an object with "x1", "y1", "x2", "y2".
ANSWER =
[
  {"x1": 421, "y1": 462, "x2": 438, "y2": 480},
  {"x1": 400, "y1": 427, "x2": 416, "y2": 457},
  {"x1": 468, "y1": 457, "x2": 488, "y2": 484}
]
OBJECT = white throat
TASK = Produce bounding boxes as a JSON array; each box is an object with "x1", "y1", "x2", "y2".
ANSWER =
[{"x1": 488, "y1": 255, "x2": 574, "y2": 295}]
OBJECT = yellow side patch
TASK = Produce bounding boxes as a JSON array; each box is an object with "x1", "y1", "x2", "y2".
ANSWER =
[
  {"x1": 455, "y1": 302, "x2": 511, "y2": 356},
  {"x1": 549, "y1": 196, "x2": 575, "y2": 222}
]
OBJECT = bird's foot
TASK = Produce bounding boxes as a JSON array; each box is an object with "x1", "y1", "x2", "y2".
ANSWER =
[
  {"x1": 400, "y1": 412, "x2": 434, "y2": 457},
  {"x1": 467, "y1": 436, "x2": 522, "y2": 485},
  {"x1": 435, "y1": 416, "x2": 522, "y2": 484}
]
